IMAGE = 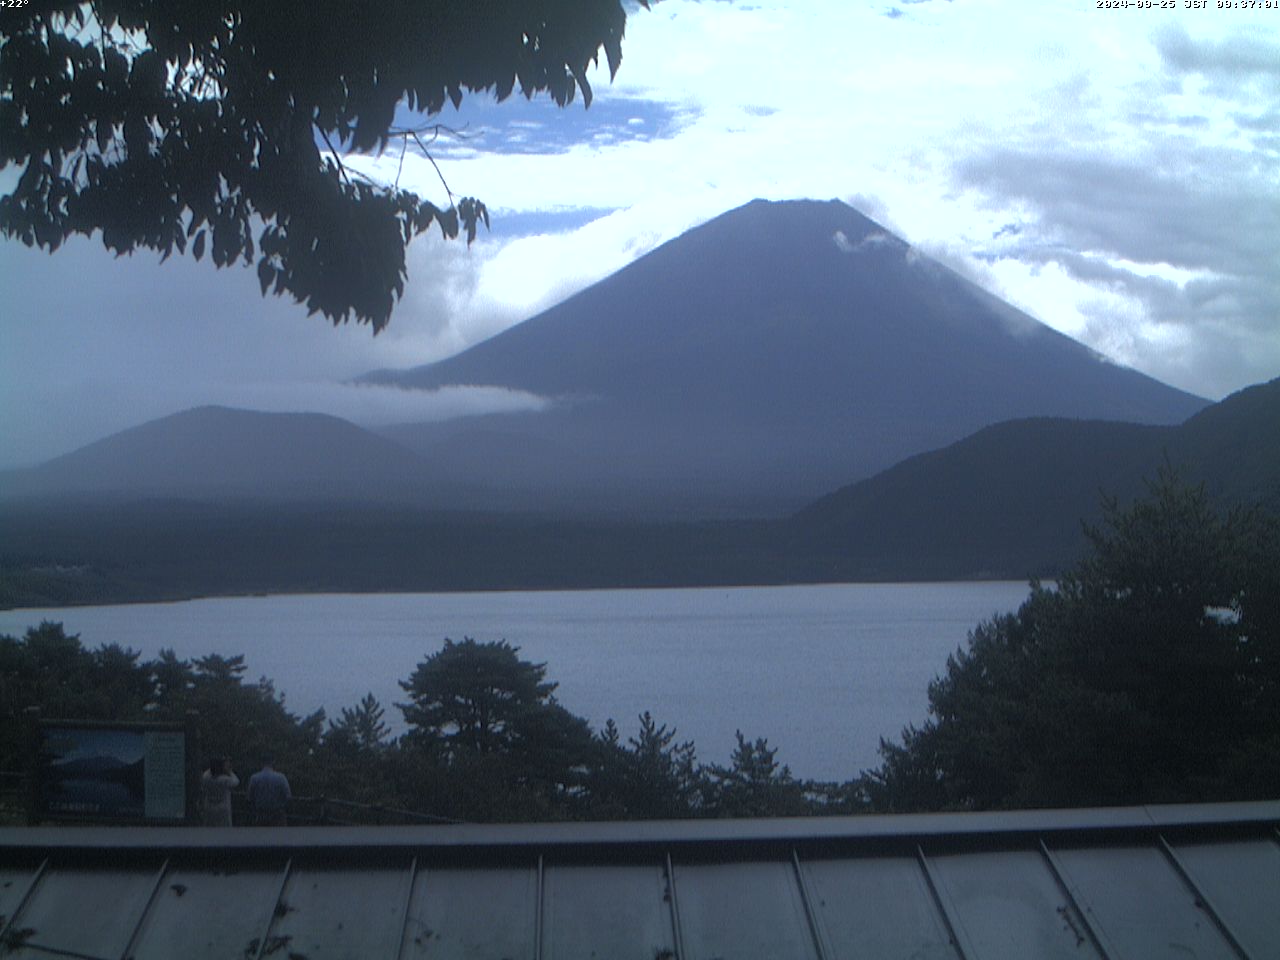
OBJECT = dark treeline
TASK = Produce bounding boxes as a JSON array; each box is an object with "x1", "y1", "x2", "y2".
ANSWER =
[
  {"x1": 0, "y1": 626, "x2": 851, "y2": 823},
  {"x1": 0, "y1": 502, "x2": 801, "y2": 609},
  {"x1": 3, "y1": 470, "x2": 1277, "y2": 822}
]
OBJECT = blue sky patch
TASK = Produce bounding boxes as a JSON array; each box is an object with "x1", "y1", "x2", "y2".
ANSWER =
[
  {"x1": 390, "y1": 92, "x2": 695, "y2": 159},
  {"x1": 482, "y1": 206, "x2": 620, "y2": 239}
]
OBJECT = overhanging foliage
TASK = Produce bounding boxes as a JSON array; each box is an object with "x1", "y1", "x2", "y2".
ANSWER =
[{"x1": 1, "y1": 0, "x2": 643, "y2": 328}]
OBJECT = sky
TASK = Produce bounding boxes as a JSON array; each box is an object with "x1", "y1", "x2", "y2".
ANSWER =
[{"x1": 2, "y1": 0, "x2": 1278, "y2": 469}]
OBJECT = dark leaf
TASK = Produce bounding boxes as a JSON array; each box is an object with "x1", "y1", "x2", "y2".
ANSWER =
[
  {"x1": 438, "y1": 207, "x2": 458, "y2": 239},
  {"x1": 7, "y1": 0, "x2": 647, "y2": 329}
]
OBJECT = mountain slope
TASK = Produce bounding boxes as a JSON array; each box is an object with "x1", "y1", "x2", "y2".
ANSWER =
[
  {"x1": 0, "y1": 406, "x2": 444, "y2": 504},
  {"x1": 792, "y1": 419, "x2": 1167, "y2": 579},
  {"x1": 365, "y1": 198, "x2": 1207, "y2": 515},
  {"x1": 1164, "y1": 378, "x2": 1280, "y2": 513},
  {"x1": 793, "y1": 377, "x2": 1280, "y2": 578}
]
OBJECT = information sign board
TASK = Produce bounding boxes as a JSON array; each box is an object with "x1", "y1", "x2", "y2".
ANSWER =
[{"x1": 33, "y1": 720, "x2": 193, "y2": 823}]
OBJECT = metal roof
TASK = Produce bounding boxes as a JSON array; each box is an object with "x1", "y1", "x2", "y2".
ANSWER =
[{"x1": 1, "y1": 802, "x2": 1278, "y2": 959}]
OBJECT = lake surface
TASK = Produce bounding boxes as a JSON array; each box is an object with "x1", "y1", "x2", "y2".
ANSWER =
[{"x1": 0, "y1": 583, "x2": 1033, "y2": 780}]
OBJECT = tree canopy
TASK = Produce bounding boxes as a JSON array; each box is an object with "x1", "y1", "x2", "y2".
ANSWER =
[
  {"x1": 1, "y1": 626, "x2": 852, "y2": 825},
  {"x1": 0, "y1": 622, "x2": 326, "y2": 796},
  {"x1": 867, "y1": 468, "x2": 1280, "y2": 811},
  {"x1": 1, "y1": 1, "x2": 644, "y2": 329},
  {"x1": 398, "y1": 637, "x2": 562, "y2": 757}
]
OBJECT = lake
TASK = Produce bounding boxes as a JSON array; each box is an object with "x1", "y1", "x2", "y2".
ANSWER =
[{"x1": 0, "y1": 582, "x2": 1033, "y2": 781}]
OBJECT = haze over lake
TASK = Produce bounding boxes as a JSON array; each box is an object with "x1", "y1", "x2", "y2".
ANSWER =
[{"x1": 1, "y1": 582, "x2": 1033, "y2": 780}]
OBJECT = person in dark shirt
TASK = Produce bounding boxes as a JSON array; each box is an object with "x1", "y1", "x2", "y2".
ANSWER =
[{"x1": 246, "y1": 757, "x2": 291, "y2": 826}]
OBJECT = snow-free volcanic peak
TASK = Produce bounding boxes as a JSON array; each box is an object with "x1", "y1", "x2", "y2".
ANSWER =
[{"x1": 362, "y1": 199, "x2": 1206, "y2": 516}]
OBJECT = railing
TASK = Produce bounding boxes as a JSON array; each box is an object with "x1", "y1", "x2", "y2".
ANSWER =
[
  {"x1": 0, "y1": 771, "x2": 26, "y2": 825},
  {"x1": 228, "y1": 790, "x2": 463, "y2": 827},
  {"x1": 282, "y1": 794, "x2": 464, "y2": 827}
]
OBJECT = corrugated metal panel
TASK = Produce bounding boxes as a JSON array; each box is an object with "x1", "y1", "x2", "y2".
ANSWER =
[
  {"x1": 541, "y1": 862, "x2": 677, "y2": 960},
  {"x1": 928, "y1": 848, "x2": 1105, "y2": 960},
  {"x1": 801, "y1": 854, "x2": 959, "y2": 960},
  {"x1": 130, "y1": 862, "x2": 288, "y2": 960},
  {"x1": 1168, "y1": 838, "x2": 1280, "y2": 960},
  {"x1": 3, "y1": 864, "x2": 161, "y2": 960},
  {"x1": 0, "y1": 864, "x2": 41, "y2": 922},
  {"x1": 671, "y1": 860, "x2": 820, "y2": 960},
  {"x1": 268, "y1": 863, "x2": 413, "y2": 960},
  {"x1": 400, "y1": 865, "x2": 538, "y2": 960},
  {"x1": 1052, "y1": 844, "x2": 1241, "y2": 960}
]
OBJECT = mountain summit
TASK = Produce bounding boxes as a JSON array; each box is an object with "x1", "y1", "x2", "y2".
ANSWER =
[{"x1": 365, "y1": 199, "x2": 1205, "y2": 515}]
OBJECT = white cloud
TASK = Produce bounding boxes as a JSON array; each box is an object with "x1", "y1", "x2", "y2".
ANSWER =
[
  {"x1": 834, "y1": 230, "x2": 897, "y2": 255},
  {"x1": 230, "y1": 382, "x2": 554, "y2": 425}
]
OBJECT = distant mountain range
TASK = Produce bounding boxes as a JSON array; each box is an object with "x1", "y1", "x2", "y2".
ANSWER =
[{"x1": 2, "y1": 378, "x2": 1275, "y2": 607}]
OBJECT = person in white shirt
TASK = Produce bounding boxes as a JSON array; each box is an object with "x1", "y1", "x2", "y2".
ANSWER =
[{"x1": 200, "y1": 756, "x2": 239, "y2": 826}]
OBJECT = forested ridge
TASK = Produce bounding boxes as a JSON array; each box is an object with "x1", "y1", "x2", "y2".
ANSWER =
[{"x1": 3, "y1": 472, "x2": 1277, "y2": 822}]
